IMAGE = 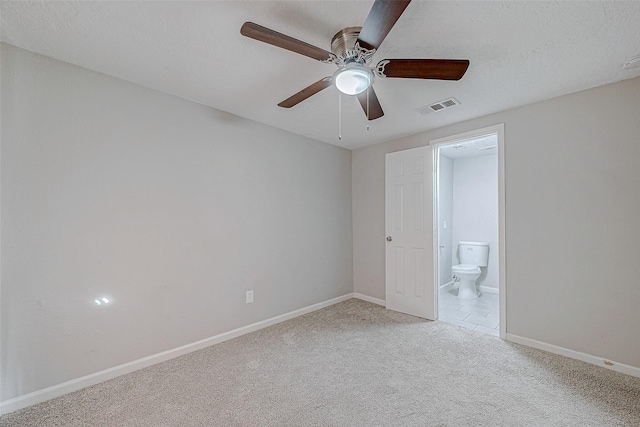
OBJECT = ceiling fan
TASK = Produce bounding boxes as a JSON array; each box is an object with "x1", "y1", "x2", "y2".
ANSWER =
[{"x1": 240, "y1": 0, "x2": 469, "y2": 121}]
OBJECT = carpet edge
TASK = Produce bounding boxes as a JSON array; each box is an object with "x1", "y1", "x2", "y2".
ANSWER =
[
  {"x1": 0, "y1": 293, "x2": 355, "y2": 415},
  {"x1": 353, "y1": 293, "x2": 385, "y2": 306},
  {"x1": 506, "y1": 333, "x2": 640, "y2": 379}
]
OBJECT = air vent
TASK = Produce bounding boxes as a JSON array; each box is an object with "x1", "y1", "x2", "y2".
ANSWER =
[{"x1": 416, "y1": 97, "x2": 461, "y2": 115}]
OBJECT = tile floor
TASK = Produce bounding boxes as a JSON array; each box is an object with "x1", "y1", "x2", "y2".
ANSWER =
[{"x1": 438, "y1": 285, "x2": 500, "y2": 337}]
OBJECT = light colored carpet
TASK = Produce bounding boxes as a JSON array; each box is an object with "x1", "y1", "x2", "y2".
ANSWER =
[{"x1": 2, "y1": 299, "x2": 640, "y2": 426}]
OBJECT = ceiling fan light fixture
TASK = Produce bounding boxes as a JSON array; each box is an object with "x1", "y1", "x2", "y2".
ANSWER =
[{"x1": 333, "y1": 64, "x2": 373, "y2": 95}]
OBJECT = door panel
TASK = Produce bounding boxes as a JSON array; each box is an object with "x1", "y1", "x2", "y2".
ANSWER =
[{"x1": 385, "y1": 146, "x2": 435, "y2": 319}]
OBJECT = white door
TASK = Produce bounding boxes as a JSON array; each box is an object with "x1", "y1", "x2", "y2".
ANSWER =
[{"x1": 385, "y1": 146, "x2": 435, "y2": 319}]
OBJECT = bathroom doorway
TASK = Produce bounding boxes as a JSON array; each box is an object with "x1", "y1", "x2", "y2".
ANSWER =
[{"x1": 430, "y1": 125, "x2": 506, "y2": 338}]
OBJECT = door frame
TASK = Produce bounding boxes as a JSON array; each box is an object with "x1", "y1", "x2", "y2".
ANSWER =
[{"x1": 430, "y1": 124, "x2": 506, "y2": 339}]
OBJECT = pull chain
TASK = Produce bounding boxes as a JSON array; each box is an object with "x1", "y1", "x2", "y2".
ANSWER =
[
  {"x1": 338, "y1": 91, "x2": 342, "y2": 140},
  {"x1": 366, "y1": 88, "x2": 370, "y2": 131}
]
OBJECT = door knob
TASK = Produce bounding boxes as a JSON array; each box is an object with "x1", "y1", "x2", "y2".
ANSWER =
[{"x1": 386, "y1": 236, "x2": 393, "y2": 242}]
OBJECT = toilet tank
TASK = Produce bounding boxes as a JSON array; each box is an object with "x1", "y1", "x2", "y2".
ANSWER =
[{"x1": 458, "y1": 241, "x2": 489, "y2": 267}]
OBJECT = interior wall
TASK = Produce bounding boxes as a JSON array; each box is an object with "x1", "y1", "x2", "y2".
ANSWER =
[
  {"x1": 0, "y1": 43, "x2": 353, "y2": 400},
  {"x1": 451, "y1": 154, "x2": 498, "y2": 289},
  {"x1": 437, "y1": 156, "x2": 453, "y2": 286},
  {"x1": 352, "y1": 75, "x2": 640, "y2": 369}
]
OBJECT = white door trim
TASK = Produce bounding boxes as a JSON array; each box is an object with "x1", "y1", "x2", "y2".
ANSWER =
[{"x1": 430, "y1": 124, "x2": 506, "y2": 339}]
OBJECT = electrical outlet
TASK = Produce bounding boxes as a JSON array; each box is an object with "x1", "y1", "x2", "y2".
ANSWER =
[{"x1": 246, "y1": 290, "x2": 254, "y2": 304}]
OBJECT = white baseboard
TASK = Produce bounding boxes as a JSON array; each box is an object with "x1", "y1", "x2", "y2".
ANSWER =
[
  {"x1": 13, "y1": 296, "x2": 636, "y2": 416},
  {"x1": 479, "y1": 285, "x2": 499, "y2": 294},
  {"x1": 439, "y1": 281, "x2": 455, "y2": 290},
  {"x1": 0, "y1": 293, "x2": 354, "y2": 416},
  {"x1": 506, "y1": 333, "x2": 640, "y2": 379},
  {"x1": 353, "y1": 292, "x2": 386, "y2": 306}
]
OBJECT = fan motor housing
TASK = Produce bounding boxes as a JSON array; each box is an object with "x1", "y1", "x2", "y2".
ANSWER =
[
  {"x1": 331, "y1": 27, "x2": 373, "y2": 66},
  {"x1": 331, "y1": 27, "x2": 361, "y2": 55}
]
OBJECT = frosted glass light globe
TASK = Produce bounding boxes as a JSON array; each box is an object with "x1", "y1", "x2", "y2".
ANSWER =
[{"x1": 333, "y1": 64, "x2": 373, "y2": 95}]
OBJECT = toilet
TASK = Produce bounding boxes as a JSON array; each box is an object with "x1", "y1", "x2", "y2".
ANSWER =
[{"x1": 451, "y1": 241, "x2": 489, "y2": 299}]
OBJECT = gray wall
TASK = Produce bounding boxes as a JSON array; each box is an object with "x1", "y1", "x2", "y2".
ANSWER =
[
  {"x1": 451, "y1": 154, "x2": 499, "y2": 289},
  {"x1": 352, "y1": 76, "x2": 640, "y2": 369},
  {"x1": 1, "y1": 44, "x2": 353, "y2": 400}
]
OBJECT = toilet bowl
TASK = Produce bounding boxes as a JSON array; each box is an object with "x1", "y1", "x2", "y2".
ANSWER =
[
  {"x1": 451, "y1": 264, "x2": 481, "y2": 299},
  {"x1": 451, "y1": 241, "x2": 489, "y2": 299}
]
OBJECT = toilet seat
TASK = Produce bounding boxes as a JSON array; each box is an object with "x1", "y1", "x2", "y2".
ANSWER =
[{"x1": 452, "y1": 264, "x2": 480, "y2": 274}]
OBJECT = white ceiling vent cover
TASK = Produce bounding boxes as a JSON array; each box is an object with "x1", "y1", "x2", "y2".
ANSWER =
[{"x1": 416, "y1": 97, "x2": 461, "y2": 115}]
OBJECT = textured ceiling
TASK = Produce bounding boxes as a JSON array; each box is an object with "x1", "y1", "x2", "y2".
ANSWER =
[
  {"x1": 2, "y1": 1, "x2": 640, "y2": 150},
  {"x1": 440, "y1": 135, "x2": 497, "y2": 159}
]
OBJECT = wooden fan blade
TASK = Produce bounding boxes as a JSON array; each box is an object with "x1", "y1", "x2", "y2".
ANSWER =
[
  {"x1": 278, "y1": 77, "x2": 333, "y2": 108},
  {"x1": 377, "y1": 59, "x2": 470, "y2": 80},
  {"x1": 356, "y1": 86, "x2": 384, "y2": 120},
  {"x1": 241, "y1": 22, "x2": 334, "y2": 62},
  {"x1": 356, "y1": 0, "x2": 412, "y2": 51}
]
